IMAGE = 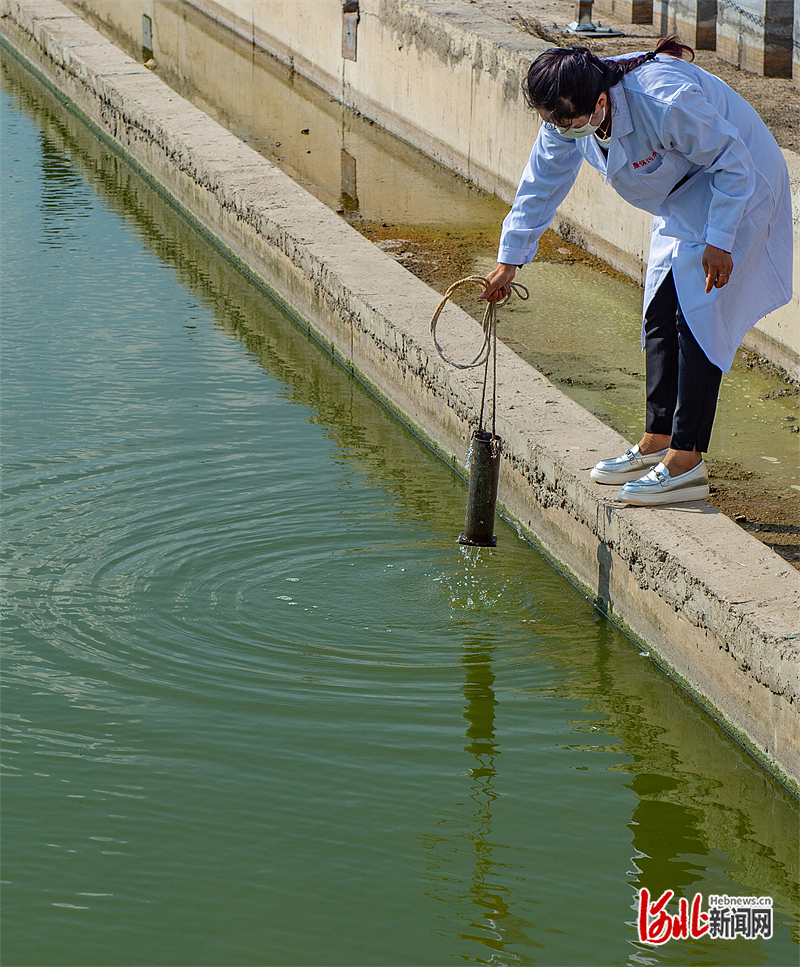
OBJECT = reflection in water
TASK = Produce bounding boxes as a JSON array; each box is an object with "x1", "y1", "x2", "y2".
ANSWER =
[
  {"x1": 629, "y1": 776, "x2": 709, "y2": 902},
  {"x1": 421, "y1": 636, "x2": 541, "y2": 964},
  {"x1": 70, "y1": 0, "x2": 507, "y2": 229},
  {"x1": 460, "y1": 641, "x2": 508, "y2": 952},
  {"x1": 38, "y1": 131, "x2": 93, "y2": 247},
  {"x1": 341, "y1": 148, "x2": 359, "y2": 214}
]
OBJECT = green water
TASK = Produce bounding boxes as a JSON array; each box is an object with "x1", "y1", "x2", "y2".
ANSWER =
[{"x1": 1, "y1": 50, "x2": 798, "y2": 967}]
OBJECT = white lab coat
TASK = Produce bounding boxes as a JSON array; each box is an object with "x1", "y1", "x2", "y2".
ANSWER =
[{"x1": 497, "y1": 54, "x2": 793, "y2": 372}]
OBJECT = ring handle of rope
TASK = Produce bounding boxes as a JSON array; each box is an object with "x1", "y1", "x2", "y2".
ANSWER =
[
  {"x1": 430, "y1": 276, "x2": 529, "y2": 369},
  {"x1": 430, "y1": 276, "x2": 529, "y2": 435}
]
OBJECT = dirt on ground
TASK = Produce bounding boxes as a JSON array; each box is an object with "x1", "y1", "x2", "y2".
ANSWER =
[
  {"x1": 707, "y1": 351, "x2": 799, "y2": 569},
  {"x1": 354, "y1": 221, "x2": 629, "y2": 296},
  {"x1": 353, "y1": 217, "x2": 800, "y2": 569}
]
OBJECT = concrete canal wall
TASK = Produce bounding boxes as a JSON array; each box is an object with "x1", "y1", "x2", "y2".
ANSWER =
[
  {"x1": 70, "y1": 0, "x2": 798, "y2": 377},
  {"x1": 2, "y1": 0, "x2": 798, "y2": 790}
]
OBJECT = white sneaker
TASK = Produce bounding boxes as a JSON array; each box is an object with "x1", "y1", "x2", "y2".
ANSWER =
[
  {"x1": 617, "y1": 460, "x2": 709, "y2": 506},
  {"x1": 590, "y1": 445, "x2": 669, "y2": 485}
]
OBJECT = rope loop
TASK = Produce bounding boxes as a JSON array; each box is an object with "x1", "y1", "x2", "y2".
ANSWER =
[
  {"x1": 430, "y1": 276, "x2": 529, "y2": 370},
  {"x1": 429, "y1": 276, "x2": 529, "y2": 436}
]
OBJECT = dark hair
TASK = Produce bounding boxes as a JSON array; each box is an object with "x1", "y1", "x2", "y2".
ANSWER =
[{"x1": 524, "y1": 36, "x2": 695, "y2": 125}]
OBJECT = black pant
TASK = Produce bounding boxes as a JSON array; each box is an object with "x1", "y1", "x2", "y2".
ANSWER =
[{"x1": 644, "y1": 271, "x2": 722, "y2": 453}]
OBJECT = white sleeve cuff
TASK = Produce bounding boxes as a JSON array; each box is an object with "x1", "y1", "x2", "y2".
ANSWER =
[
  {"x1": 704, "y1": 228, "x2": 734, "y2": 253},
  {"x1": 497, "y1": 245, "x2": 534, "y2": 266}
]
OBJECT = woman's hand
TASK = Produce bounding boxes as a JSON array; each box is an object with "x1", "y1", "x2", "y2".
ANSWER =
[
  {"x1": 702, "y1": 244, "x2": 734, "y2": 293},
  {"x1": 479, "y1": 263, "x2": 518, "y2": 302}
]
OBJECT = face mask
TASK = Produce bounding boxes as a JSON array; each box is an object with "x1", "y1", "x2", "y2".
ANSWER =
[
  {"x1": 554, "y1": 105, "x2": 604, "y2": 139},
  {"x1": 555, "y1": 118, "x2": 601, "y2": 138}
]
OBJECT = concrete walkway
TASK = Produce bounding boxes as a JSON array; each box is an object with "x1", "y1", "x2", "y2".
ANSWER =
[{"x1": 2, "y1": 0, "x2": 798, "y2": 790}]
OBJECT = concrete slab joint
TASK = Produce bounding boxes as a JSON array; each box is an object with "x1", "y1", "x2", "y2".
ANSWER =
[
  {"x1": 1, "y1": 0, "x2": 799, "y2": 793},
  {"x1": 663, "y1": 0, "x2": 719, "y2": 49},
  {"x1": 716, "y1": 0, "x2": 795, "y2": 77}
]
